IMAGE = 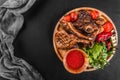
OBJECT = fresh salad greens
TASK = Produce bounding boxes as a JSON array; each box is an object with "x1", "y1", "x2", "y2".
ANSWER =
[{"x1": 83, "y1": 42, "x2": 113, "y2": 69}]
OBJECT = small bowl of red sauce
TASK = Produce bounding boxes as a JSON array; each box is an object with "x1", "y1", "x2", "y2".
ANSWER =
[{"x1": 63, "y1": 48, "x2": 89, "y2": 74}]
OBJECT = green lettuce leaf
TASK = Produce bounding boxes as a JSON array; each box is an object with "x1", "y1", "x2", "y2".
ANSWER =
[{"x1": 83, "y1": 42, "x2": 111, "y2": 69}]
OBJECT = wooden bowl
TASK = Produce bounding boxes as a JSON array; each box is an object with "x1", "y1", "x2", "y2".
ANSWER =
[{"x1": 63, "y1": 48, "x2": 89, "y2": 74}]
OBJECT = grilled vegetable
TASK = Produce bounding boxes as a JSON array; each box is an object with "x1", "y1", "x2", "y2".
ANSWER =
[{"x1": 96, "y1": 32, "x2": 112, "y2": 42}]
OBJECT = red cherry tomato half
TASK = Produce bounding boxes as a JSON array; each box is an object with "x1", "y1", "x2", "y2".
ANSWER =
[
  {"x1": 103, "y1": 21, "x2": 113, "y2": 32},
  {"x1": 90, "y1": 10, "x2": 99, "y2": 19},
  {"x1": 70, "y1": 12, "x2": 78, "y2": 22},
  {"x1": 63, "y1": 15, "x2": 71, "y2": 22}
]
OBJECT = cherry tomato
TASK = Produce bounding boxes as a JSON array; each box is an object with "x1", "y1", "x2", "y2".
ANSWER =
[
  {"x1": 103, "y1": 21, "x2": 113, "y2": 32},
  {"x1": 90, "y1": 10, "x2": 99, "y2": 19},
  {"x1": 70, "y1": 12, "x2": 78, "y2": 22},
  {"x1": 63, "y1": 15, "x2": 71, "y2": 22}
]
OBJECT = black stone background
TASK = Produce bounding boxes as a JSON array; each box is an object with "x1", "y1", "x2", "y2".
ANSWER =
[{"x1": 1, "y1": 0, "x2": 120, "y2": 80}]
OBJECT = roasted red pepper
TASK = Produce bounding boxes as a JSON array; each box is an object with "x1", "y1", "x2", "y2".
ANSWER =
[
  {"x1": 106, "y1": 41, "x2": 111, "y2": 51},
  {"x1": 96, "y1": 32, "x2": 112, "y2": 42}
]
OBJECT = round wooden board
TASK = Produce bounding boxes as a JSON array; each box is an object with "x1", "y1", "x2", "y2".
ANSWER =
[{"x1": 53, "y1": 7, "x2": 118, "y2": 72}]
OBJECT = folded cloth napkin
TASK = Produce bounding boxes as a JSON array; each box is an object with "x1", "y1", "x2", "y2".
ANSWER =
[
  {"x1": 0, "y1": 0, "x2": 7, "y2": 6},
  {"x1": 0, "y1": 0, "x2": 44, "y2": 80}
]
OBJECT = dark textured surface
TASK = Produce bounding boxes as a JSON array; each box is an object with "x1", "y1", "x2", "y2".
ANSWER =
[{"x1": 6, "y1": 0, "x2": 120, "y2": 80}]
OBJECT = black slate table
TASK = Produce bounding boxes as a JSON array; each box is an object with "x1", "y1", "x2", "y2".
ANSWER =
[{"x1": 1, "y1": 0, "x2": 120, "y2": 80}]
